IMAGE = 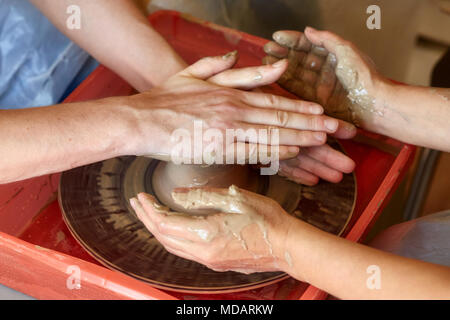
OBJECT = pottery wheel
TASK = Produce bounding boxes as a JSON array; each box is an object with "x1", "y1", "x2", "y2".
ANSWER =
[{"x1": 58, "y1": 143, "x2": 356, "y2": 293}]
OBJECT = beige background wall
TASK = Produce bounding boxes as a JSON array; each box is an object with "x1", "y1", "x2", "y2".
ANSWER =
[{"x1": 140, "y1": 0, "x2": 422, "y2": 83}]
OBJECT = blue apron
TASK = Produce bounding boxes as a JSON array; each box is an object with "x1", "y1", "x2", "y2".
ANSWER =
[{"x1": 0, "y1": 0, "x2": 97, "y2": 109}]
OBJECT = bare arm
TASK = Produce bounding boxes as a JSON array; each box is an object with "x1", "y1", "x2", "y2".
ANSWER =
[
  {"x1": 19, "y1": 6, "x2": 357, "y2": 186},
  {"x1": 0, "y1": 98, "x2": 133, "y2": 183},
  {"x1": 378, "y1": 84, "x2": 450, "y2": 151},
  {"x1": 283, "y1": 217, "x2": 450, "y2": 299},
  {"x1": 30, "y1": 0, "x2": 187, "y2": 91},
  {"x1": 1, "y1": 56, "x2": 343, "y2": 183}
]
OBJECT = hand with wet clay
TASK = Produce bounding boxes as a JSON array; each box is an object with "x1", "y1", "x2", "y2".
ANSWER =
[
  {"x1": 131, "y1": 185, "x2": 450, "y2": 299},
  {"x1": 264, "y1": 27, "x2": 450, "y2": 152},
  {"x1": 263, "y1": 27, "x2": 388, "y2": 130},
  {"x1": 125, "y1": 51, "x2": 357, "y2": 164},
  {"x1": 130, "y1": 186, "x2": 295, "y2": 274}
]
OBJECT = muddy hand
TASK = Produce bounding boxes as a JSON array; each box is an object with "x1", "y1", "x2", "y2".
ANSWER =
[
  {"x1": 130, "y1": 186, "x2": 295, "y2": 274},
  {"x1": 264, "y1": 27, "x2": 389, "y2": 130},
  {"x1": 129, "y1": 50, "x2": 350, "y2": 164}
]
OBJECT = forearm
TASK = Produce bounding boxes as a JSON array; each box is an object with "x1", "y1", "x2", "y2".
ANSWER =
[
  {"x1": 371, "y1": 82, "x2": 450, "y2": 152},
  {"x1": 0, "y1": 97, "x2": 137, "y2": 184},
  {"x1": 30, "y1": 0, "x2": 186, "y2": 91},
  {"x1": 280, "y1": 218, "x2": 450, "y2": 299}
]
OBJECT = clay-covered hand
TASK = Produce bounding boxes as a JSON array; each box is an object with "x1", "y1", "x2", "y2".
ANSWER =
[
  {"x1": 130, "y1": 186, "x2": 296, "y2": 274},
  {"x1": 263, "y1": 27, "x2": 390, "y2": 130},
  {"x1": 124, "y1": 51, "x2": 357, "y2": 163}
]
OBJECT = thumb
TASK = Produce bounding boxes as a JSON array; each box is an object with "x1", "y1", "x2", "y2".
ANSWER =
[
  {"x1": 171, "y1": 187, "x2": 232, "y2": 212},
  {"x1": 303, "y1": 27, "x2": 346, "y2": 55},
  {"x1": 178, "y1": 50, "x2": 238, "y2": 80}
]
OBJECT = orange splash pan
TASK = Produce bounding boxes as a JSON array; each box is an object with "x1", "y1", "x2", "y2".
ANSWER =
[{"x1": 0, "y1": 11, "x2": 415, "y2": 300}]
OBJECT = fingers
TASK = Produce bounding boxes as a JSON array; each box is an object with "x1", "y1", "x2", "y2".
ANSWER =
[
  {"x1": 132, "y1": 193, "x2": 218, "y2": 243},
  {"x1": 234, "y1": 123, "x2": 327, "y2": 147},
  {"x1": 240, "y1": 108, "x2": 340, "y2": 134},
  {"x1": 130, "y1": 195, "x2": 159, "y2": 234},
  {"x1": 279, "y1": 163, "x2": 319, "y2": 186},
  {"x1": 302, "y1": 144, "x2": 355, "y2": 173},
  {"x1": 262, "y1": 55, "x2": 279, "y2": 66},
  {"x1": 240, "y1": 90, "x2": 323, "y2": 115},
  {"x1": 289, "y1": 154, "x2": 343, "y2": 183},
  {"x1": 278, "y1": 144, "x2": 355, "y2": 185},
  {"x1": 171, "y1": 187, "x2": 233, "y2": 212},
  {"x1": 178, "y1": 50, "x2": 238, "y2": 80},
  {"x1": 202, "y1": 137, "x2": 299, "y2": 164},
  {"x1": 333, "y1": 120, "x2": 357, "y2": 139},
  {"x1": 272, "y1": 30, "x2": 312, "y2": 51},
  {"x1": 131, "y1": 196, "x2": 205, "y2": 260},
  {"x1": 207, "y1": 59, "x2": 288, "y2": 90},
  {"x1": 228, "y1": 142, "x2": 300, "y2": 162},
  {"x1": 303, "y1": 27, "x2": 346, "y2": 55},
  {"x1": 263, "y1": 41, "x2": 289, "y2": 58}
]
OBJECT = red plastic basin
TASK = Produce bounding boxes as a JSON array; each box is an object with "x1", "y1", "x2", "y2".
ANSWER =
[{"x1": 0, "y1": 10, "x2": 415, "y2": 300}]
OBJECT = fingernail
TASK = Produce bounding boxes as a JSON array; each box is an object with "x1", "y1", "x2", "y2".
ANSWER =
[
  {"x1": 222, "y1": 50, "x2": 238, "y2": 60},
  {"x1": 272, "y1": 59, "x2": 286, "y2": 68},
  {"x1": 310, "y1": 104, "x2": 323, "y2": 114},
  {"x1": 325, "y1": 119, "x2": 338, "y2": 132},
  {"x1": 129, "y1": 197, "x2": 137, "y2": 209},
  {"x1": 287, "y1": 146, "x2": 299, "y2": 156},
  {"x1": 315, "y1": 132, "x2": 325, "y2": 142},
  {"x1": 344, "y1": 122, "x2": 356, "y2": 131},
  {"x1": 306, "y1": 26, "x2": 317, "y2": 33},
  {"x1": 273, "y1": 32, "x2": 282, "y2": 42}
]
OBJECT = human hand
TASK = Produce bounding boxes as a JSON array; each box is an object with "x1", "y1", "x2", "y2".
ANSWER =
[
  {"x1": 123, "y1": 51, "x2": 356, "y2": 164},
  {"x1": 278, "y1": 143, "x2": 355, "y2": 186},
  {"x1": 263, "y1": 27, "x2": 391, "y2": 130},
  {"x1": 129, "y1": 185, "x2": 296, "y2": 274}
]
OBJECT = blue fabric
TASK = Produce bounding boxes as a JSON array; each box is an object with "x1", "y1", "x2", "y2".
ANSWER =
[
  {"x1": 60, "y1": 56, "x2": 99, "y2": 102},
  {"x1": 0, "y1": 0, "x2": 90, "y2": 109},
  {"x1": 372, "y1": 210, "x2": 450, "y2": 267},
  {"x1": 393, "y1": 211, "x2": 450, "y2": 267}
]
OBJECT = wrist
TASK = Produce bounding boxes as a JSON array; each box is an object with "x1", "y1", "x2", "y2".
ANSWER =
[
  {"x1": 358, "y1": 77, "x2": 395, "y2": 135},
  {"x1": 370, "y1": 79, "x2": 408, "y2": 137},
  {"x1": 271, "y1": 214, "x2": 303, "y2": 275},
  {"x1": 128, "y1": 48, "x2": 187, "y2": 92},
  {"x1": 100, "y1": 95, "x2": 148, "y2": 157},
  {"x1": 273, "y1": 215, "x2": 327, "y2": 282}
]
